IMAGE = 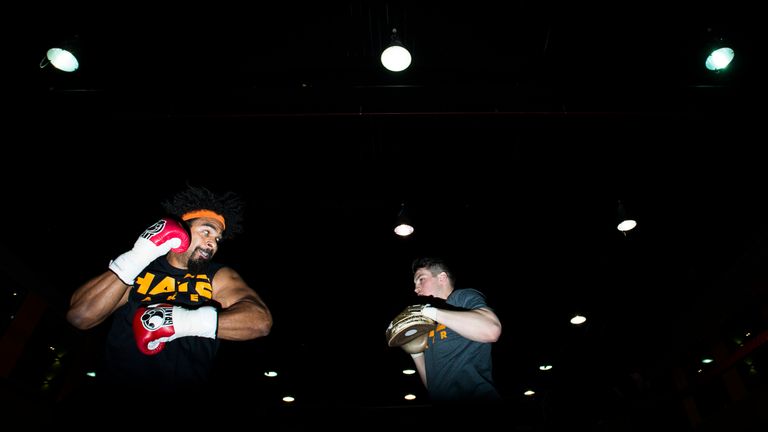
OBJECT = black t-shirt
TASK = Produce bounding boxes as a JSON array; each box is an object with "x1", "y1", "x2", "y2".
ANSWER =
[{"x1": 100, "y1": 256, "x2": 224, "y2": 393}]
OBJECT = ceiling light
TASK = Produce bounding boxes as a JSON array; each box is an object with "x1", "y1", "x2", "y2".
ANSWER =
[
  {"x1": 616, "y1": 200, "x2": 637, "y2": 232},
  {"x1": 394, "y1": 202, "x2": 414, "y2": 237},
  {"x1": 703, "y1": 29, "x2": 735, "y2": 72},
  {"x1": 41, "y1": 38, "x2": 81, "y2": 73},
  {"x1": 705, "y1": 46, "x2": 734, "y2": 71},
  {"x1": 570, "y1": 314, "x2": 587, "y2": 325},
  {"x1": 381, "y1": 28, "x2": 411, "y2": 72}
]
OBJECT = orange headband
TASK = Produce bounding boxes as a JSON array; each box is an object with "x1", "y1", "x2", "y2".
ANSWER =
[{"x1": 181, "y1": 210, "x2": 226, "y2": 230}]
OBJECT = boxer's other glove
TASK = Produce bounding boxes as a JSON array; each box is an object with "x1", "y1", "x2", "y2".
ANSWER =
[
  {"x1": 109, "y1": 218, "x2": 190, "y2": 285},
  {"x1": 132, "y1": 303, "x2": 218, "y2": 355}
]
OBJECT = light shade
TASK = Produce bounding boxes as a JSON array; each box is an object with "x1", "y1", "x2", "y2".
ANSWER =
[
  {"x1": 394, "y1": 203, "x2": 414, "y2": 237},
  {"x1": 46, "y1": 48, "x2": 80, "y2": 72},
  {"x1": 43, "y1": 37, "x2": 82, "y2": 73},
  {"x1": 705, "y1": 47, "x2": 734, "y2": 71},
  {"x1": 616, "y1": 200, "x2": 637, "y2": 232},
  {"x1": 381, "y1": 28, "x2": 411, "y2": 72}
]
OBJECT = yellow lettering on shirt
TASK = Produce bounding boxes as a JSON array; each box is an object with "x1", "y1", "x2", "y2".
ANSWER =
[
  {"x1": 133, "y1": 271, "x2": 214, "y2": 304},
  {"x1": 135, "y1": 273, "x2": 156, "y2": 295},
  {"x1": 195, "y1": 281, "x2": 213, "y2": 299},
  {"x1": 148, "y1": 276, "x2": 176, "y2": 295},
  {"x1": 432, "y1": 324, "x2": 448, "y2": 342}
]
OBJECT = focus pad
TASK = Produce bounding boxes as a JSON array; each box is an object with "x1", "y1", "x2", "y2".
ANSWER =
[
  {"x1": 386, "y1": 304, "x2": 436, "y2": 347},
  {"x1": 401, "y1": 332, "x2": 428, "y2": 354}
]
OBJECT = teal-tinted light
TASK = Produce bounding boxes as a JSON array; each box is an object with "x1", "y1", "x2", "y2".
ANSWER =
[
  {"x1": 47, "y1": 48, "x2": 79, "y2": 72},
  {"x1": 705, "y1": 47, "x2": 734, "y2": 71}
]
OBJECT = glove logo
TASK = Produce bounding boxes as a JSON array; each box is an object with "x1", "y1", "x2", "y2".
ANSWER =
[
  {"x1": 140, "y1": 306, "x2": 173, "y2": 331},
  {"x1": 140, "y1": 220, "x2": 166, "y2": 240}
]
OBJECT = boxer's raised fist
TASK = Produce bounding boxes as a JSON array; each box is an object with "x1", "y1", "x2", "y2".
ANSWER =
[{"x1": 109, "y1": 218, "x2": 190, "y2": 285}]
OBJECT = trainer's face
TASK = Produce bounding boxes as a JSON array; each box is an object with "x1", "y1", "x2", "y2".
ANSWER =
[
  {"x1": 413, "y1": 268, "x2": 438, "y2": 297},
  {"x1": 185, "y1": 218, "x2": 224, "y2": 263}
]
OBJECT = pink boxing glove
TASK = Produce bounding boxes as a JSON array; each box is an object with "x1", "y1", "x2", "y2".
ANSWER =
[{"x1": 109, "y1": 218, "x2": 190, "y2": 285}]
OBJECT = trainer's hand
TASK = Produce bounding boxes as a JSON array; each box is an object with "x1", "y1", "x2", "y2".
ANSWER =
[
  {"x1": 400, "y1": 332, "x2": 428, "y2": 355},
  {"x1": 132, "y1": 303, "x2": 218, "y2": 355},
  {"x1": 419, "y1": 305, "x2": 438, "y2": 321},
  {"x1": 109, "y1": 218, "x2": 190, "y2": 285},
  {"x1": 397, "y1": 304, "x2": 436, "y2": 319}
]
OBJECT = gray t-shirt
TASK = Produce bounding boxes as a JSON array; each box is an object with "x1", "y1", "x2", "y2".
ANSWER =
[{"x1": 424, "y1": 288, "x2": 501, "y2": 402}]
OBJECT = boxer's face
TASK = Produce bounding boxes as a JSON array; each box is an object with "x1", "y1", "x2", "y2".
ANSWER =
[{"x1": 182, "y1": 218, "x2": 223, "y2": 273}]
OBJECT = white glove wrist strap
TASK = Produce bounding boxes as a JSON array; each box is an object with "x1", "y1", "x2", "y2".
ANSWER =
[
  {"x1": 171, "y1": 306, "x2": 218, "y2": 340},
  {"x1": 109, "y1": 237, "x2": 174, "y2": 285}
]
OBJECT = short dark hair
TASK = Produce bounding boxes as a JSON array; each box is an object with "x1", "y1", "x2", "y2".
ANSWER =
[
  {"x1": 412, "y1": 256, "x2": 455, "y2": 285},
  {"x1": 161, "y1": 186, "x2": 245, "y2": 239}
]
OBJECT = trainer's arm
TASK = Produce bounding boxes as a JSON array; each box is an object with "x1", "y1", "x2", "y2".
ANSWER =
[
  {"x1": 212, "y1": 267, "x2": 272, "y2": 340},
  {"x1": 411, "y1": 352, "x2": 427, "y2": 387},
  {"x1": 431, "y1": 307, "x2": 501, "y2": 343}
]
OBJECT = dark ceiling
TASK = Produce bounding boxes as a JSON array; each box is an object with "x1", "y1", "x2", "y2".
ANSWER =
[
  {"x1": 17, "y1": 1, "x2": 758, "y2": 113},
  {"x1": 6, "y1": 1, "x2": 768, "y2": 429}
]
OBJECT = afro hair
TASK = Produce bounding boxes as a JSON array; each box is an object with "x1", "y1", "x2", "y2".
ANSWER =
[{"x1": 161, "y1": 186, "x2": 245, "y2": 239}]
